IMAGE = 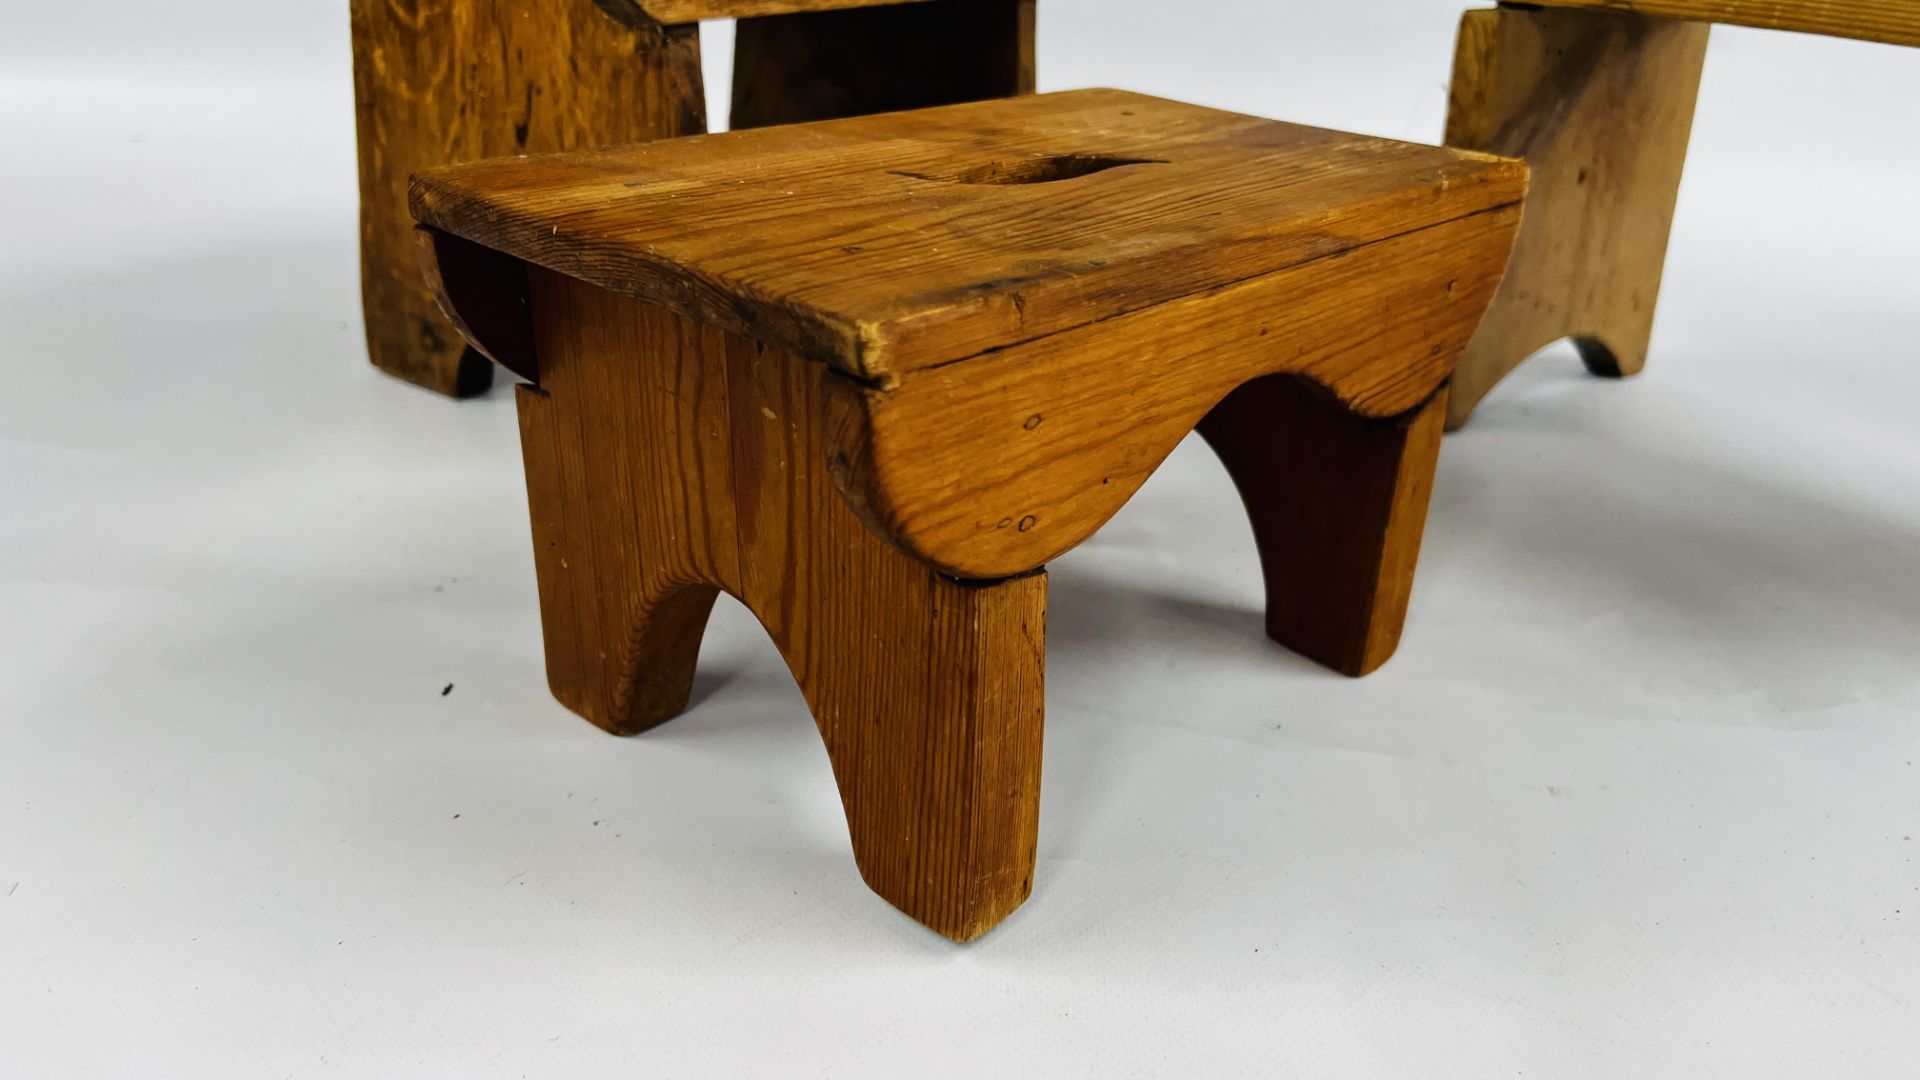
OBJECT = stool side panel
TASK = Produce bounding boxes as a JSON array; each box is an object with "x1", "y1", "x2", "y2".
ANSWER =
[{"x1": 835, "y1": 206, "x2": 1522, "y2": 580}]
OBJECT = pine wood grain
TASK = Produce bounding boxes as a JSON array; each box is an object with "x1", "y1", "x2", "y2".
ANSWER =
[
  {"x1": 409, "y1": 89, "x2": 1529, "y2": 384},
  {"x1": 731, "y1": 0, "x2": 1034, "y2": 131},
  {"x1": 1522, "y1": 0, "x2": 1920, "y2": 47},
  {"x1": 824, "y1": 207, "x2": 1519, "y2": 581},
  {"x1": 351, "y1": 0, "x2": 703, "y2": 396},
  {"x1": 520, "y1": 269, "x2": 1044, "y2": 941},
  {"x1": 1444, "y1": 5, "x2": 1708, "y2": 428}
]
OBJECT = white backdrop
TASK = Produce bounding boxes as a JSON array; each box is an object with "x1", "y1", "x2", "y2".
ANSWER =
[{"x1": 4, "y1": 2, "x2": 1919, "y2": 1075}]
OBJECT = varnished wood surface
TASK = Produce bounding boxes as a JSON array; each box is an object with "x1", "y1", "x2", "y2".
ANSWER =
[
  {"x1": 1522, "y1": 0, "x2": 1920, "y2": 47},
  {"x1": 520, "y1": 269, "x2": 1045, "y2": 941},
  {"x1": 351, "y1": 0, "x2": 703, "y2": 395},
  {"x1": 1445, "y1": 6, "x2": 1708, "y2": 428},
  {"x1": 410, "y1": 89, "x2": 1528, "y2": 383},
  {"x1": 1200, "y1": 380, "x2": 1449, "y2": 677},
  {"x1": 823, "y1": 207, "x2": 1520, "y2": 579},
  {"x1": 731, "y1": 0, "x2": 1034, "y2": 131}
]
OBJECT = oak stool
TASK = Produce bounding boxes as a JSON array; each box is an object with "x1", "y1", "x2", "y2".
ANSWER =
[
  {"x1": 1443, "y1": 0, "x2": 1919, "y2": 428},
  {"x1": 412, "y1": 89, "x2": 1526, "y2": 939},
  {"x1": 351, "y1": 0, "x2": 1035, "y2": 397}
]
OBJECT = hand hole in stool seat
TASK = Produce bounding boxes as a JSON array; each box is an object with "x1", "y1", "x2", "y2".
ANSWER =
[{"x1": 893, "y1": 153, "x2": 1168, "y2": 186}]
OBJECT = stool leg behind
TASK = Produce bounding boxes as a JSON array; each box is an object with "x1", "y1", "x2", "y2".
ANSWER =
[
  {"x1": 1443, "y1": 5, "x2": 1709, "y2": 429},
  {"x1": 519, "y1": 272, "x2": 1046, "y2": 941},
  {"x1": 1199, "y1": 377, "x2": 1449, "y2": 677}
]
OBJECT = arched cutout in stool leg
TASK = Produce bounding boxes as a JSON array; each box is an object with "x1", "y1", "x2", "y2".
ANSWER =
[{"x1": 1199, "y1": 375, "x2": 1449, "y2": 677}]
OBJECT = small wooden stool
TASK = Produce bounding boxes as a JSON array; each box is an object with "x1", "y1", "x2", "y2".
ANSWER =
[
  {"x1": 352, "y1": 0, "x2": 1035, "y2": 396},
  {"x1": 413, "y1": 90, "x2": 1525, "y2": 939},
  {"x1": 1443, "y1": 0, "x2": 1919, "y2": 428}
]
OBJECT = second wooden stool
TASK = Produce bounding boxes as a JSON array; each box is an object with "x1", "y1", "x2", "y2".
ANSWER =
[
  {"x1": 1442, "y1": 0, "x2": 1919, "y2": 427},
  {"x1": 413, "y1": 90, "x2": 1526, "y2": 939},
  {"x1": 352, "y1": 0, "x2": 1036, "y2": 396}
]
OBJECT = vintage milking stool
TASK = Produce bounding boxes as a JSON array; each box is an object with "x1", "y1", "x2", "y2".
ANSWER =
[
  {"x1": 352, "y1": 0, "x2": 1036, "y2": 396},
  {"x1": 1442, "y1": 0, "x2": 1920, "y2": 428},
  {"x1": 412, "y1": 90, "x2": 1527, "y2": 939}
]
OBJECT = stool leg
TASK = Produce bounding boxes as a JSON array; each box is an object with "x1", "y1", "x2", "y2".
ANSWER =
[
  {"x1": 724, "y1": 335, "x2": 1046, "y2": 942},
  {"x1": 1199, "y1": 377, "x2": 1448, "y2": 677},
  {"x1": 516, "y1": 383, "x2": 724, "y2": 735},
  {"x1": 1443, "y1": 5, "x2": 1708, "y2": 429}
]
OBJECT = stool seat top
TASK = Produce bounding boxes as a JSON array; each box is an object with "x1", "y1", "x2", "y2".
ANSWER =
[{"x1": 412, "y1": 89, "x2": 1525, "y2": 382}]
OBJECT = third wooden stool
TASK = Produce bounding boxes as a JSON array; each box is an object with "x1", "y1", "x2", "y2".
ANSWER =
[
  {"x1": 1442, "y1": 0, "x2": 1918, "y2": 427},
  {"x1": 413, "y1": 89, "x2": 1526, "y2": 939}
]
